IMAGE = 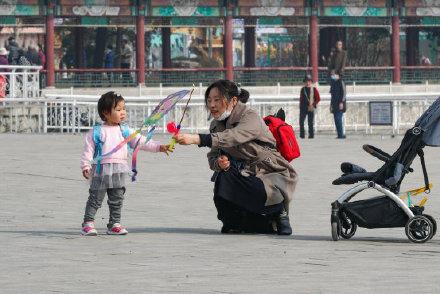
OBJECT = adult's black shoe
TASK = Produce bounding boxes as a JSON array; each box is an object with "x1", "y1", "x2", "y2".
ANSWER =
[
  {"x1": 221, "y1": 225, "x2": 242, "y2": 234},
  {"x1": 276, "y1": 210, "x2": 292, "y2": 235}
]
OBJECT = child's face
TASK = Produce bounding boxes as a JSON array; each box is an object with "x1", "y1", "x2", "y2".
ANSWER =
[
  {"x1": 104, "y1": 100, "x2": 126, "y2": 125},
  {"x1": 305, "y1": 80, "x2": 312, "y2": 87}
]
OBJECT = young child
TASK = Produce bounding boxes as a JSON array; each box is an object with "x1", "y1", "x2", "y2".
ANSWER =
[
  {"x1": 299, "y1": 74, "x2": 320, "y2": 139},
  {"x1": 80, "y1": 91, "x2": 169, "y2": 236}
]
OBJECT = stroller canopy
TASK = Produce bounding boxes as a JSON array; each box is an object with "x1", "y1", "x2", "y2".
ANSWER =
[{"x1": 415, "y1": 97, "x2": 440, "y2": 147}]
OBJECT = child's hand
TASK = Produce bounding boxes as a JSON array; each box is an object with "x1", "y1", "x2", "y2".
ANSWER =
[
  {"x1": 159, "y1": 144, "x2": 172, "y2": 155},
  {"x1": 82, "y1": 168, "x2": 91, "y2": 179}
]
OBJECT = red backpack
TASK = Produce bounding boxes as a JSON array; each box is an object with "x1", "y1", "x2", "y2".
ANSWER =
[{"x1": 263, "y1": 108, "x2": 300, "y2": 162}]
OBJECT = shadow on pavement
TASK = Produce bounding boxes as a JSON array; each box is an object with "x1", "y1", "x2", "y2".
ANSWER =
[{"x1": 124, "y1": 227, "x2": 220, "y2": 235}]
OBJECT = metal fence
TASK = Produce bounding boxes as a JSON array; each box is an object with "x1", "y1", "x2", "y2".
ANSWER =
[
  {"x1": 43, "y1": 69, "x2": 139, "y2": 88},
  {"x1": 2, "y1": 92, "x2": 437, "y2": 134},
  {"x1": 401, "y1": 66, "x2": 440, "y2": 84},
  {"x1": 145, "y1": 68, "x2": 226, "y2": 87},
  {"x1": 0, "y1": 65, "x2": 42, "y2": 99},
  {"x1": 37, "y1": 66, "x2": 440, "y2": 88}
]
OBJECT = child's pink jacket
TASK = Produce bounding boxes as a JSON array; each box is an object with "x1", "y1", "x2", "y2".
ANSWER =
[{"x1": 80, "y1": 124, "x2": 161, "y2": 171}]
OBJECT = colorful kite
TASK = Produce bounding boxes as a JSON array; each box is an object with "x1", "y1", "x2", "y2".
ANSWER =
[
  {"x1": 93, "y1": 89, "x2": 191, "y2": 181},
  {"x1": 167, "y1": 88, "x2": 194, "y2": 150}
]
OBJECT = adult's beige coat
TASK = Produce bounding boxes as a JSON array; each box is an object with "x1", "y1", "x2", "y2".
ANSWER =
[{"x1": 207, "y1": 102, "x2": 298, "y2": 208}]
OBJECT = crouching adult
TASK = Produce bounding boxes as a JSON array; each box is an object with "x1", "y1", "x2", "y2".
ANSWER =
[{"x1": 174, "y1": 80, "x2": 298, "y2": 235}]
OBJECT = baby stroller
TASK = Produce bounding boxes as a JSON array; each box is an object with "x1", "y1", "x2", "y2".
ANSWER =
[{"x1": 331, "y1": 98, "x2": 440, "y2": 243}]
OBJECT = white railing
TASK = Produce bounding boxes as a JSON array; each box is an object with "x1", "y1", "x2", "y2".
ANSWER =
[
  {"x1": 0, "y1": 92, "x2": 438, "y2": 134},
  {"x1": 0, "y1": 65, "x2": 42, "y2": 99}
]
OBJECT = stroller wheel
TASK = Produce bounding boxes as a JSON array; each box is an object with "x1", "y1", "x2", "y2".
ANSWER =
[
  {"x1": 340, "y1": 212, "x2": 357, "y2": 239},
  {"x1": 405, "y1": 215, "x2": 434, "y2": 243},
  {"x1": 422, "y1": 214, "x2": 437, "y2": 237},
  {"x1": 331, "y1": 221, "x2": 340, "y2": 241}
]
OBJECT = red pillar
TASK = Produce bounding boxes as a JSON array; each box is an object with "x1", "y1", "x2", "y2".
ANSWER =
[
  {"x1": 224, "y1": 15, "x2": 233, "y2": 81},
  {"x1": 45, "y1": 3, "x2": 55, "y2": 87},
  {"x1": 136, "y1": 10, "x2": 145, "y2": 85},
  {"x1": 309, "y1": 15, "x2": 319, "y2": 83},
  {"x1": 392, "y1": 16, "x2": 401, "y2": 83}
]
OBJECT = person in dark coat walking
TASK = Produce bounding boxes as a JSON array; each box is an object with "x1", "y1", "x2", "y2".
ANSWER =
[
  {"x1": 6, "y1": 36, "x2": 19, "y2": 65},
  {"x1": 330, "y1": 70, "x2": 346, "y2": 139},
  {"x1": 299, "y1": 74, "x2": 320, "y2": 139},
  {"x1": 25, "y1": 46, "x2": 40, "y2": 65}
]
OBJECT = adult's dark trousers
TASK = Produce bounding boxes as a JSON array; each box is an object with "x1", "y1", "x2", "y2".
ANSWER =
[
  {"x1": 214, "y1": 167, "x2": 283, "y2": 233},
  {"x1": 333, "y1": 111, "x2": 345, "y2": 138},
  {"x1": 299, "y1": 109, "x2": 315, "y2": 138}
]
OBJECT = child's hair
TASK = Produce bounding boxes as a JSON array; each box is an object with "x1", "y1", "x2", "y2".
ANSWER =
[
  {"x1": 97, "y1": 91, "x2": 125, "y2": 121},
  {"x1": 204, "y1": 79, "x2": 250, "y2": 107}
]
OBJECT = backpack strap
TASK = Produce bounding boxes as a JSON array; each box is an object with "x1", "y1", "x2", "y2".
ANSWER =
[
  {"x1": 303, "y1": 87, "x2": 309, "y2": 103},
  {"x1": 93, "y1": 124, "x2": 103, "y2": 174},
  {"x1": 120, "y1": 124, "x2": 133, "y2": 154}
]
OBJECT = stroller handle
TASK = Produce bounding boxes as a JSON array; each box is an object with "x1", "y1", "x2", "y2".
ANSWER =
[{"x1": 363, "y1": 144, "x2": 391, "y2": 162}]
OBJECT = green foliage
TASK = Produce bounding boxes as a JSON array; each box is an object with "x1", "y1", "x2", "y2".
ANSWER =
[{"x1": 346, "y1": 28, "x2": 390, "y2": 66}]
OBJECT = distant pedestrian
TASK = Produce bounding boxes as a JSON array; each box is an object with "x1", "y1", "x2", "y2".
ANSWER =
[
  {"x1": 103, "y1": 44, "x2": 115, "y2": 81},
  {"x1": 421, "y1": 55, "x2": 432, "y2": 66},
  {"x1": 330, "y1": 70, "x2": 346, "y2": 139},
  {"x1": 0, "y1": 47, "x2": 9, "y2": 98},
  {"x1": 37, "y1": 44, "x2": 46, "y2": 69},
  {"x1": 327, "y1": 40, "x2": 347, "y2": 78},
  {"x1": 25, "y1": 46, "x2": 40, "y2": 65},
  {"x1": 6, "y1": 36, "x2": 19, "y2": 65},
  {"x1": 299, "y1": 74, "x2": 320, "y2": 139},
  {"x1": 120, "y1": 39, "x2": 132, "y2": 82},
  {"x1": 104, "y1": 45, "x2": 114, "y2": 69},
  {"x1": 0, "y1": 47, "x2": 9, "y2": 70}
]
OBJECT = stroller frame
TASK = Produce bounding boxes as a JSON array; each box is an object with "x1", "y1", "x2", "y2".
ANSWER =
[
  {"x1": 331, "y1": 180, "x2": 436, "y2": 243},
  {"x1": 330, "y1": 129, "x2": 437, "y2": 243}
]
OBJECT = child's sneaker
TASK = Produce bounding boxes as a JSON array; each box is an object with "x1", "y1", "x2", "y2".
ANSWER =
[
  {"x1": 81, "y1": 221, "x2": 97, "y2": 236},
  {"x1": 107, "y1": 223, "x2": 128, "y2": 235}
]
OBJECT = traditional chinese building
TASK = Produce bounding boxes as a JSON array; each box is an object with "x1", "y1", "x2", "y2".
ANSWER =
[{"x1": 1, "y1": 0, "x2": 439, "y2": 87}]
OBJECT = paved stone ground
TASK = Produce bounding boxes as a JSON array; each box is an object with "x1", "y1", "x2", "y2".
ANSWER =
[{"x1": 1, "y1": 133, "x2": 440, "y2": 294}]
